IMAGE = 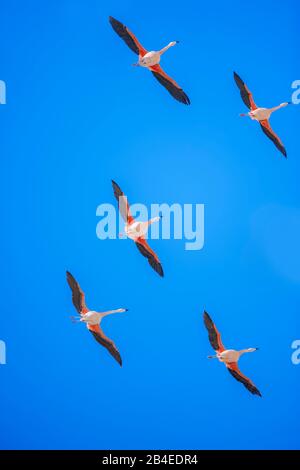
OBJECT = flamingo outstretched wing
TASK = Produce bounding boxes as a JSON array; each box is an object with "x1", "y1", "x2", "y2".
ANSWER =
[
  {"x1": 227, "y1": 362, "x2": 262, "y2": 397},
  {"x1": 203, "y1": 311, "x2": 225, "y2": 353},
  {"x1": 112, "y1": 180, "x2": 135, "y2": 224},
  {"x1": 109, "y1": 16, "x2": 147, "y2": 57},
  {"x1": 66, "y1": 271, "x2": 89, "y2": 315},
  {"x1": 135, "y1": 238, "x2": 164, "y2": 277},
  {"x1": 260, "y1": 119, "x2": 287, "y2": 157},
  {"x1": 150, "y1": 64, "x2": 190, "y2": 105},
  {"x1": 234, "y1": 72, "x2": 257, "y2": 111},
  {"x1": 88, "y1": 324, "x2": 122, "y2": 366}
]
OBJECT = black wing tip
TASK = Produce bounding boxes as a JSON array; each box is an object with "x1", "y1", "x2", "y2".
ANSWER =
[
  {"x1": 109, "y1": 16, "x2": 119, "y2": 25},
  {"x1": 91, "y1": 330, "x2": 122, "y2": 366},
  {"x1": 66, "y1": 270, "x2": 74, "y2": 282},
  {"x1": 109, "y1": 16, "x2": 122, "y2": 31},
  {"x1": 156, "y1": 265, "x2": 164, "y2": 277},
  {"x1": 250, "y1": 385, "x2": 262, "y2": 397},
  {"x1": 203, "y1": 310, "x2": 212, "y2": 322},
  {"x1": 113, "y1": 350, "x2": 122, "y2": 367},
  {"x1": 108, "y1": 16, "x2": 139, "y2": 55},
  {"x1": 179, "y1": 90, "x2": 191, "y2": 105},
  {"x1": 233, "y1": 72, "x2": 246, "y2": 90},
  {"x1": 203, "y1": 311, "x2": 214, "y2": 330},
  {"x1": 229, "y1": 368, "x2": 262, "y2": 398},
  {"x1": 117, "y1": 357, "x2": 123, "y2": 367},
  {"x1": 111, "y1": 179, "x2": 121, "y2": 192},
  {"x1": 183, "y1": 94, "x2": 191, "y2": 105},
  {"x1": 150, "y1": 259, "x2": 164, "y2": 277},
  {"x1": 233, "y1": 71, "x2": 242, "y2": 81},
  {"x1": 151, "y1": 71, "x2": 190, "y2": 105},
  {"x1": 135, "y1": 241, "x2": 164, "y2": 277},
  {"x1": 260, "y1": 125, "x2": 288, "y2": 158},
  {"x1": 175, "y1": 89, "x2": 190, "y2": 105}
]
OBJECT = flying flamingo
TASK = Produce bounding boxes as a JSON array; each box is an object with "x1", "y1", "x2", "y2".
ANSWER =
[
  {"x1": 203, "y1": 311, "x2": 262, "y2": 397},
  {"x1": 66, "y1": 271, "x2": 127, "y2": 366},
  {"x1": 234, "y1": 72, "x2": 291, "y2": 157},
  {"x1": 109, "y1": 16, "x2": 190, "y2": 105},
  {"x1": 112, "y1": 180, "x2": 164, "y2": 277}
]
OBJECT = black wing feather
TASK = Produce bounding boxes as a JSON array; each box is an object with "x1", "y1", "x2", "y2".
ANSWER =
[
  {"x1": 111, "y1": 179, "x2": 132, "y2": 222},
  {"x1": 203, "y1": 311, "x2": 224, "y2": 352},
  {"x1": 136, "y1": 241, "x2": 164, "y2": 277},
  {"x1": 90, "y1": 329, "x2": 122, "y2": 366},
  {"x1": 234, "y1": 72, "x2": 253, "y2": 110},
  {"x1": 228, "y1": 368, "x2": 262, "y2": 397},
  {"x1": 66, "y1": 271, "x2": 87, "y2": 314},
  {"x1": 260, "y1": 124, "x2": 287, "y2": 157},
  {"x1": 151, "y1": 71, "x2": 190, "y2": 105},
  {"x1": 109, "y1": 16, "x2": 139, "y2": 55},
  {"x1": 112, "y1": 179, "x2": 123, "y2": 200}
]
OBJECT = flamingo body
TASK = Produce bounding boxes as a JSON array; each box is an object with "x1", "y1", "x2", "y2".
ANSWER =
[
  {"x1": 139, "y1": 51, "x2": 161, "y2": 67},
  {"x1": 112, "y1": 180, "x2": 164, "y2": 277},
  {"x1": 79, "y1": 311, "x2": 107, "y2": 326},
  {"x1": 249, "y1": 108, "x2": 272, "y2": 121},
  {"x1": 203, "y1": 311, "x2": 262, "y2": 397},
  {"x1": 125, "y1": 221, "x2": 148, "y2": 240},
  {"x1": 109, "y1": 16, "x2": 190, "y2": 105},
  {"x1": 125, "y1": 218, "x2": 160, "y2": 241},
  {"x1": 234, "y1": 71, "x2": 290, "y2": 157},
  {"x1": 217, "y1": 349, "x2": 241, "y2": 363},
  {"x1": 66, "y1": 271, "x2": 127, "y2": 366}
]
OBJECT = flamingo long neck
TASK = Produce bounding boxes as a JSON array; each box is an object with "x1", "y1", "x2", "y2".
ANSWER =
[
  {"x1": 148, "y1": 216, "x2": 160, "y2": 226},
  {"x1": 159, "y1": 42, "x2": 176, "y2": 55},
  {"x1": 238, "y1": 349, "x2": 253, "y2": 357},
  {"x1": 101, "y1": 309, "x2": 121, "y2": 317},
  {"x1": 270, "y1": 102, "x2": 288, "y2": 114}
]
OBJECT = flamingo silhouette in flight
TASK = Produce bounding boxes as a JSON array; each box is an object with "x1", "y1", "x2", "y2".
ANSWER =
[
  {"x1": 203, "y1": 311, "x2": 262, "y2": 397},
  {"x1": 109, "y1": 16, "x2": 190, "y2": 105},
  {"x1": 112, "y1": 180, "x2": 164, "y2": 277},
  {"x1": 66, "y1": 271, "x2": 127, "y2": 366},
  {"x1": 234, "y1": 72, "x2": 291, "y2": 157}
]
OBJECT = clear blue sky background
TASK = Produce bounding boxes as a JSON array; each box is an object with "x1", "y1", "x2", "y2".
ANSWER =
[{"x1": 0, "y1": 0, "x2": 299, "y2": 450}]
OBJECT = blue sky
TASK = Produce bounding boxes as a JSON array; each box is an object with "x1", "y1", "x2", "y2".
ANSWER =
[{"x1": 0, "y1": 0, "x2": 299, "y2": 450}]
